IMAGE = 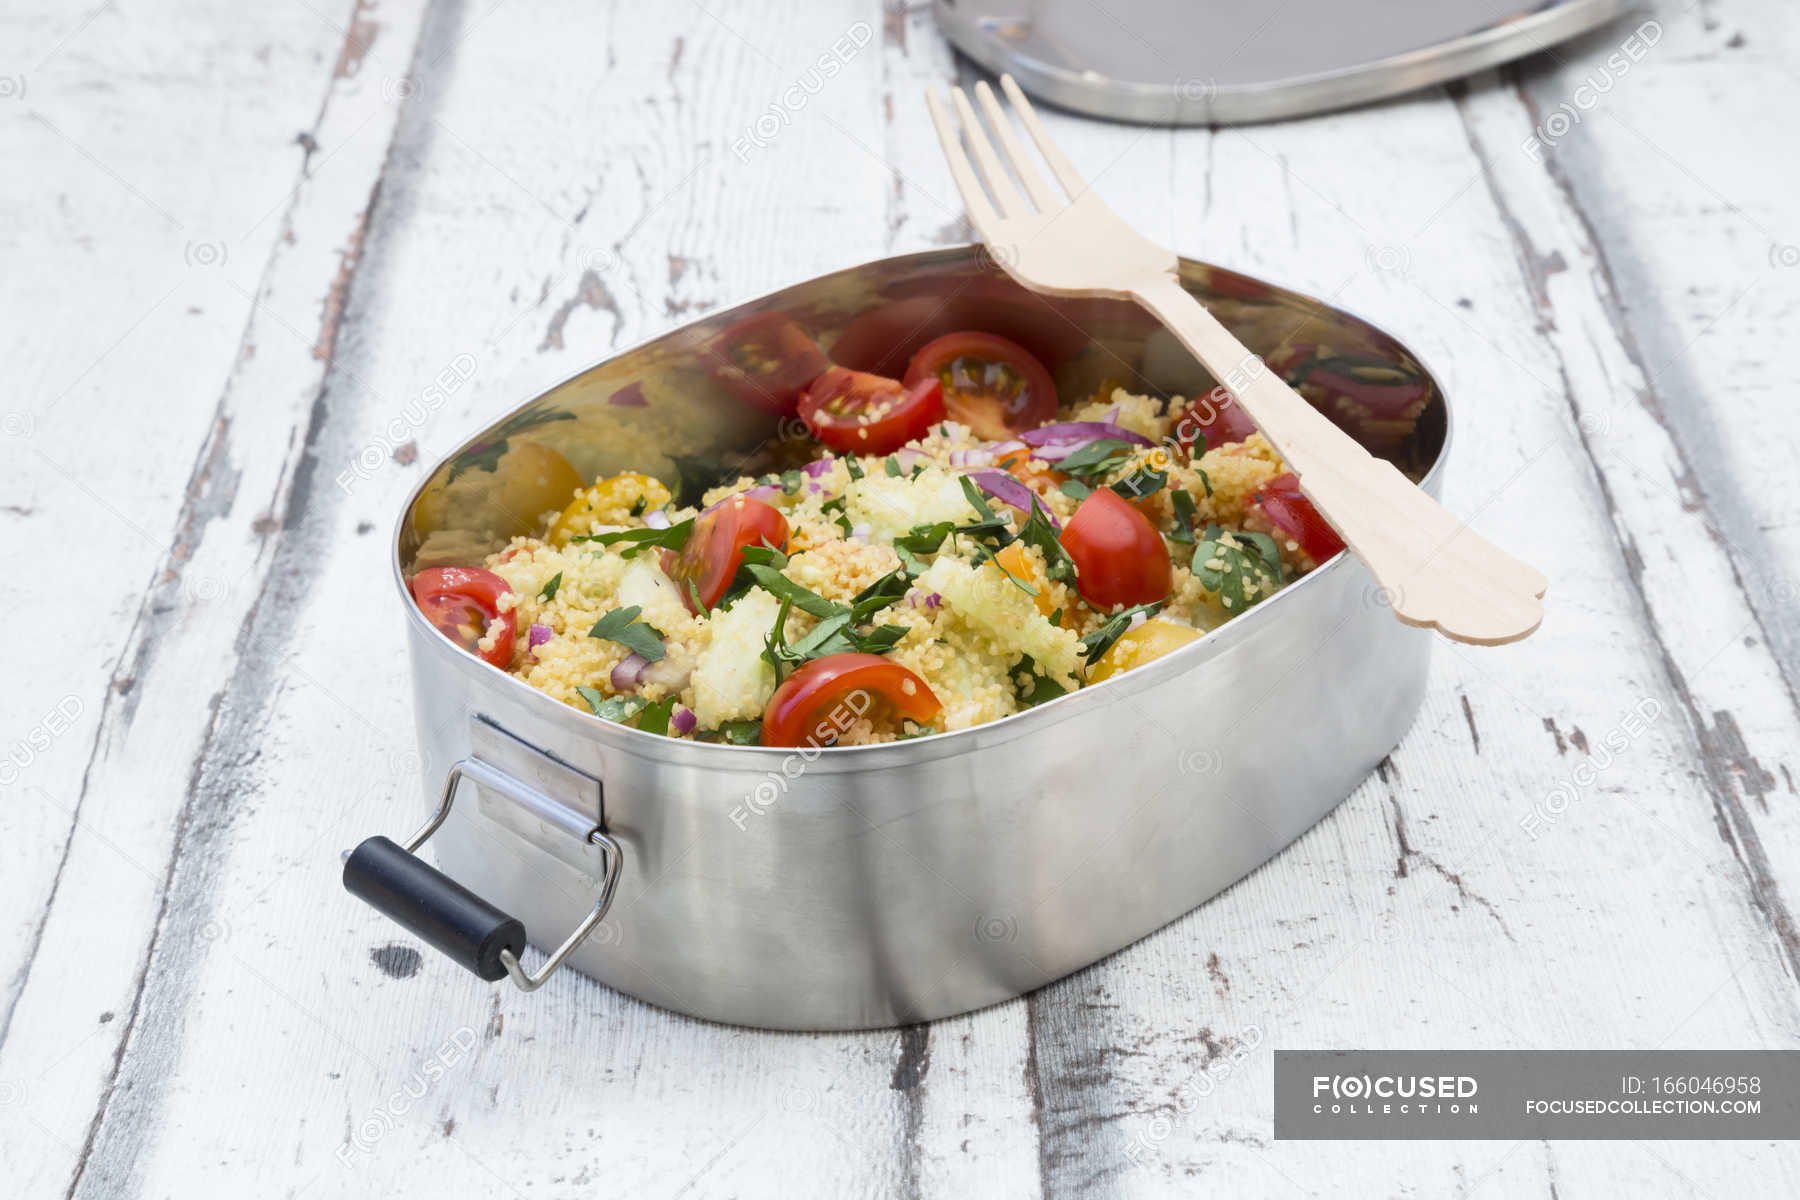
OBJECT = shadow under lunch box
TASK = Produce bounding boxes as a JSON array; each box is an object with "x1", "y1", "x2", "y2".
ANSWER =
[{"x1": 344, "y1": 247, "x2": 1450, "y2": 1030}]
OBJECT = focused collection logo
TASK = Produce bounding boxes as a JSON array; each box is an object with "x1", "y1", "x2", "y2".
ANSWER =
[{"x1": 1311, "y1": 1073, "x2": 1480, "y2": 1115}]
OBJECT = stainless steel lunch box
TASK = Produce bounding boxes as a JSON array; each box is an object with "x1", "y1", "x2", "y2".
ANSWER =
[{"x1": 347, "y1": 247, "x2": 1448, "y2": 1030}]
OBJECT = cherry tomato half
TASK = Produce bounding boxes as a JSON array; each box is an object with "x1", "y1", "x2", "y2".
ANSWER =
[
  {"x1": 705, "y1": 312, "x2": 830, "y2": 417},
  {"x1": 662, "y1": 496, "x2": 789, "y2": 614},
  {"x1": 1252, "y1": 473, "x2": 1345, "y2": 563},
  {"x1": 1172, "y1": 388, "x2": 1258, "y2": 454},
  {"x1": 903, "y1": 332, "x2": 1057, "y2": 440},
  {"x1": 1058, "y1": 488, "x2": 1173, "y2": 610},
  {"x1": 411, "y1": 567, "x2": 516, "y2": 669},
  {"x1": 799, "y1": 368, "x2": 945, "y2": 456},
  {"x1": 762, "y1": 653, "x2": 942, "y2": 748}
]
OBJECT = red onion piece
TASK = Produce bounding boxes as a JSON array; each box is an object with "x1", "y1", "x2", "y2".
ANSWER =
[
  {"x1": 671, "y1": 706, "x2": 697, "y2": 736},
  {"x1": 948, "y1": 447, "x2": 993, "y2": 468},
  {"x1": 1019, "y1": 421, "x2": 1153, "y2": 450},
  {"x1": 968, "y1": 470, "x2": 1060, "y2": 529},
  {"x1": 849, "y1": 522, "x2": 872, "y2": 542},
  {"x1": 890, "y1": 447, "x2": 929, "y2": 473},
  {"x1": 643, "y1": 509, "x2": 671, "y2": 530},
  {"x1": 610, "y1": 652, "x2": 650, "y2": 691},
  {"x1": 608, "y1": 381, "x2": 649, "y2": 407},
  {"x1": 802, "y1": 458, "x2": 834, "y2": 478},
  {"x1": 527, "y1": 623, "x2": 554, "y2": 648}
]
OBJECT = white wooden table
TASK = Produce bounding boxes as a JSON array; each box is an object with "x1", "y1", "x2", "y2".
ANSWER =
[{"x1": 4, "y1": 1, "x2": 1797, "y2": 1195}]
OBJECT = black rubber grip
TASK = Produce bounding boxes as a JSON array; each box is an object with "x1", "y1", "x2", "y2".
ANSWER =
[{"x1": 343, "y1": 836, "x2": 527, "y2": 981}]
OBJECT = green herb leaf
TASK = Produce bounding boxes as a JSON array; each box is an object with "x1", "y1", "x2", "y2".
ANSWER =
[
  {"x1": 1017, "y1": 509, "x2": 1077, "y2": 585},
  {"x1": 1056, "y1": 438, "x2": 1139, "y2": 481},
  {"x1": 587, "y1": 605, "x2": 667, "y2": 662},
  {"x1": 738, "y1": 539, "x2": 789, "y2": 572},
  {"x1": 893, "y1": 520, "x2": 954, "y2": 577},
  {"x1": 1014, "y1": 654, "x2": 1071, "y2": 706},
  {"x1": 538, "y1": 571, "x2": 563, "y2": 601},
  {"x1": 1110, "y1": 465, "x2": 1168, "y2": 501},
  {"x1": 575, "y1": 518, "x2": 694, "y2": 559},
  {"x1": 1169, "y1": 489, "x2": 1199, "y2": 545},
  {"x1": 780, "y1": 468, "x2": 804, "y2": 495},
  {"x1": 629, "y1": 495, "x2": 648, "y2": 517},
  {"x1": 959, "y1": 474, "x2": 998, "y2": 523},
  {"x1": 849, "y1": 569, "x2": 911, "y2": 620},
  {"x1": 706, "y1": 719, "x2": 763, "y2": 745},
  {"x1": 820, "y1": 495, "x2": 852, "y2": 537},
  {"x1": 762, "y1": 593, "x2": 797, "y2": 683},
  {"x1": 577, "y1": 688, "x2": 649, "y2": 723},
  {"x1": 845, "y1": 457, "x2": 865, "y2": 480},
  {"x1": 636, "y1": 696, "x2": 677, "y2": 736},
  {"x1": 1048, "y1": 608, "x2": 1063, "y2": 627},
  {"x1": 885, "y1": 455, "x2": 902, "y2": 477},
  {"x1": 1077, "y1": 602, "x2": 1163, "y2": 667},
  {"x1": 1190, "y1": 525, "x2": 1284, "y2": 614},
  {"x1": 1059, "y1": 479, "x2": 1093, "y2": 502},
  {"x1": 741, "y1": 564, "x2": 844, "y2": 619}
]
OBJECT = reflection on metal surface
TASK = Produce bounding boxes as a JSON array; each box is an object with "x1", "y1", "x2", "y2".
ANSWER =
[
  {"x1": 934, "y1": 0, "x2": 1633, "y2": 125},
  {"x1": 391, "y1": 246, "x2": 1450, "y2": 1028}
]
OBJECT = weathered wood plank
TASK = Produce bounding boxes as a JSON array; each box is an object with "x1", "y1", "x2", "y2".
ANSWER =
[{"x1": 0, "y1": 0, "x2": 435, "y2": 1193}]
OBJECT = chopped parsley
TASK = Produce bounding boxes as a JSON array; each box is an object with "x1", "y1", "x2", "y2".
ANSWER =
[
  {"x1": 845, "y1": 457, "x2": 865, "y2": 480},
  {"x1": 741, "y1": 564, "x2": 842, "y2": 618},
  {"x1": 753, "y1": 565, "x2": 910, "y2": 679},
  {"x1": 885, "y1": 455, "x2": 903, "y2": 477},
  {"x1": 575, "y1": 518, "x2": 693, "y2": 559},
  {"x1": 1190, "y1": 525, "x2": 1284, "y2": 613},
  {"x1": 1014, "y1": 655, "x2": 1070, "y2": 706},
  {"x1": 629, "y1": 495, "x2": 648, "y2": 517},
  {"x1": 1055, "y1": 438, "x2": 1140, "y2": 481},
  {"x1": 1077, "y1": 603, "x2": 1163, "y2": 667},
  {"x1": 587, "y1": 605, "x2": 666, "y2": 661},
  {"x1": 1059, "y1": 479, "x2": 1093, "y2": 502},
  {"x1": 704, "y1": 719, "x2": 763, "y2": 745},
  {"x1": 1109, "y1": 465, "x2": 1168, "y2": 501},
  {"x1": 820, "y1": 495, "x2": 852, "y2": 536},
  {"x1": 1169, "y1": 489, "x2": 1199, "y2": 545},
  {"x1": 576, "y1": 689, "x2": 649, "y2": 723},
  {"x1": 780, "y1": 468, "x2": 804, "y2": 495},
  {"x1": 636, "y1": 696, "x2": 677, "y2": 736},
  {"x1": 538, "y1": 571, "x2": 563, "y2": 601}
]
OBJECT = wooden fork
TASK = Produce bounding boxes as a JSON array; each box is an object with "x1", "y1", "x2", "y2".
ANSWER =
[{"x1": 927, "y1": 76, "x2": 1546, "y2": 646}]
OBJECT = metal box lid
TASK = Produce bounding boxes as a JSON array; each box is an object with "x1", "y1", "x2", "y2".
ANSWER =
[{"x1": 935, "y1": 0, "x2": 1632, "y2": 124}]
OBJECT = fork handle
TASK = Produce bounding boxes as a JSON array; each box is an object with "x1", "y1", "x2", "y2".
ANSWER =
[{"x1": 1132, "y1": 273, "x2": 1546, "y2": 646}]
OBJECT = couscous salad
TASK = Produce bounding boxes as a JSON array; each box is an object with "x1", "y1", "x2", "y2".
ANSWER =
[{"x1": 409, "y1": 326, "x2": 1347, "y2": 748}]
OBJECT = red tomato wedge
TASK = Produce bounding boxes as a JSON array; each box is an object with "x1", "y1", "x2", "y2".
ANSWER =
[
  {"x1": 1253, "y1": 473, "x2": 1345, "y2": 563},
  {"x1": 762, "y1": 653, "x2": 942, "y2": 747},
  {"x1": 903, "y1": 332, "x2": 1057, "y2": 440},
  {"x1": 1058, "y1": 488, "x2": 1173, "y2": 610},
  {"x1": 662, "y1": 496, "x2": 789, "y2": 614},
  {"x1": 411, "y1": 567, "x2": 517, "y2": 668},
  {"x1": 798, "y1": 368, "x2": 945, "y2": 456},
  {"x1": 1172, "y1": 389, "x2": 1258, "y2": 454},
  {"x1": 705, "y1": 312, "x2": 830, "y2": 417}
]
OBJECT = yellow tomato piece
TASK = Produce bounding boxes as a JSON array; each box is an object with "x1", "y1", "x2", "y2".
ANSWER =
[
  {"x1": 1088, "y1": 617, "x2": 1201, "y2": 682},
  {"x1": 991, "y1": 542, "x2": 1058, "y2": 619},
  {"x1": 412, "y1": 440, "x2": 584, "y2": 542},
  {"x1": 549, "y1": 472, "x2": 672, "y2": 544}
]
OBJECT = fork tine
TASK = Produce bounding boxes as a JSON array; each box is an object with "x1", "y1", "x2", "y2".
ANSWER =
[
  {"x1": 926, "y1": 89, "x2": 1002, "y2": 233},
  {"x1": 949, "y1": 86, "x2": 1031, "y2": 219},
  {"x1": 998, "y1": 74, "x2": 1087, "y2": 197},
  {"x1": 973, "y1": 80, "x2": 1058, "y2": 210}
]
